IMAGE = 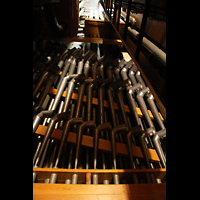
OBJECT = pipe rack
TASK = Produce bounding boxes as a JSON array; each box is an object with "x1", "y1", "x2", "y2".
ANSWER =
[{"x1": 33, "y1": 40, "x2": 166, "y2": 199}]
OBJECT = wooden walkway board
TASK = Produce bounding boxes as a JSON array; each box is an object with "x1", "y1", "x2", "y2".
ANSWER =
[
  {"x1": 33, "y1": 183, "x2": 166, "y2": 200},
  {"x1": 35, "y1": 125, "x2": 160, "y2": 163}
]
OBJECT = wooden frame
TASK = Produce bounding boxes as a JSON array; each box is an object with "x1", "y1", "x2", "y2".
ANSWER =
[
  {"x1": 35, "y1": 16, "x2": 166, "y2": 199},
  {"x1": 33, "y1": 168, "x2": 166, "y2": 199}
]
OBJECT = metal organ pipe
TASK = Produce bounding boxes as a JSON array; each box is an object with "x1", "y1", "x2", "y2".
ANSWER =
[
  {"x1": 33, "y1": 41, "x2": 166, "y2": 185},
  {"x1": 135, "y1": 70, "x2": 166, "y2": 168},
  {"x1": 128, "y1": 27, "x2": 166, "y2": 64}
]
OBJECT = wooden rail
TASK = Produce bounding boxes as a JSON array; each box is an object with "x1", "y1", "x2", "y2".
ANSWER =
[{"x1": 33, "y1": 167, "x2": 166, "y2": 184}]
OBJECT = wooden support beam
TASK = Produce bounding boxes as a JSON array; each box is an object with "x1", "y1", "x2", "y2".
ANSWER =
[
  {"x1": 33, "y1": 167, "x2": 166, "y2": 183},
  {"x1": 35, "y1": 124, "x2": 160, "y2": 163}
]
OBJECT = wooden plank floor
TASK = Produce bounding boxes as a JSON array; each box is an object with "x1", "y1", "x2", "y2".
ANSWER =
[{"x1": 33, "y1": 183, "x2": 166, "y2": 200}]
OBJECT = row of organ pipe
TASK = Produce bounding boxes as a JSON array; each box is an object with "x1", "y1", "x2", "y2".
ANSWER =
[{"x1": 33, "y1": 40, "x2": 166, "y2": 184}]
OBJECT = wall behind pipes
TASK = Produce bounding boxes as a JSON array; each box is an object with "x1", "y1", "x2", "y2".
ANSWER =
[{"x1": 131, "y1": 13, "x2": 166, "y2": 49}]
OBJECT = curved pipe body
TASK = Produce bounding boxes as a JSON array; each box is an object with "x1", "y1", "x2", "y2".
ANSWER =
[
  {"x1": 76, "y1": 60, "x2": 84, "y2": 74},
  {"x1": 115, "y1": 87, "x2": 128, "y2": 125},
  {"x1": 33, "y1": 44, "x2": 62, "y2": 97},
  {"x1": 135, "y1": 71, "x2": 146, "y2": 89},
  {"x1": 84, "y1": 53, "x2": 97, "y2": 78},
  {"x1": 121, "y1": 64, "x2": 154, "y2": 169},
  {"x1": 68, "y1": 58, "x2": 77, "y2": 75},
  {"x1": 51, "y1": 75, "x2": 78, "y2": 111},
  {"x1": 35, "y1": 66, "x2": 60, "y2": 107},
  {"x1": 57, "y1": 75, "x2": 85, "y2": 129},
  {"x1": 146, "y1": 93, "x2": 165, "y2": 130},
  {"x1": 126, "y1": 125, "x2": 141, "y2": 169},
  {"x1": 56, "y1": 48, "x2": 82, "y2": 89},
  {"x1": 84, "y1": 61, "x2": 90, "y2": 78},
  {"x1": 128, "y1": 66, "x2": 138, "y2": 86},
  {"x1": 136, "y1": 87, "x2": 154, "y2": 128},
  {"x1": 94, "y1": 123, "x2": 112, "y2": 169},
  {"x1": 33, "y1": 112, "x2": 67, "y2": 167},
  {"x1": 33, "y1": 70, "x2": 49, "y2": 99},
  {"x1": 33, "y1": 45, "x2": 67, "y2": 105},
  {"x1": 111, "y1": 124, "x2": 128, "y2": 169},
  {"x1": 64, "y1": 74, "x2": 85, "y2": 115},
  {"x1": 126, "y1": 125, "x2": 142, "y2": 184},
  {"x1": 153, "y1": 128, "x2": 166, "y2": 168},
  {"x1": 121, "y1": 66, "x2": 141, "y2": 126},
  {"x1": 135, "y1": 70, "x2": 166, "y2": 168},
  {"x1": 33, "y1": 110, "x2": 56, "y2": 133},
  {"x1": 107, "y1": 86, "x2": 117, "y2": 126},
  {"x1": 74, "y1": 81, "x2": 86, "y2": 118},
  {"x1": 74, "y1": 121, "x2": 96, "y2": 169},
  {"x1": 54, "y1": 118, "x2": 83, "y2": 168},
  {"x1": 86, "y1": 77, "x2": 104, "y2": 122},
  {"x1": 126, "y1": 91, "x2": 140, "y2": 125},
  {"x1": 56, "y1": 58, "x2": 72, "y2": 89},
  {"x1": 98, "y1": 84, "x2": 104, "y2": 121}
]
